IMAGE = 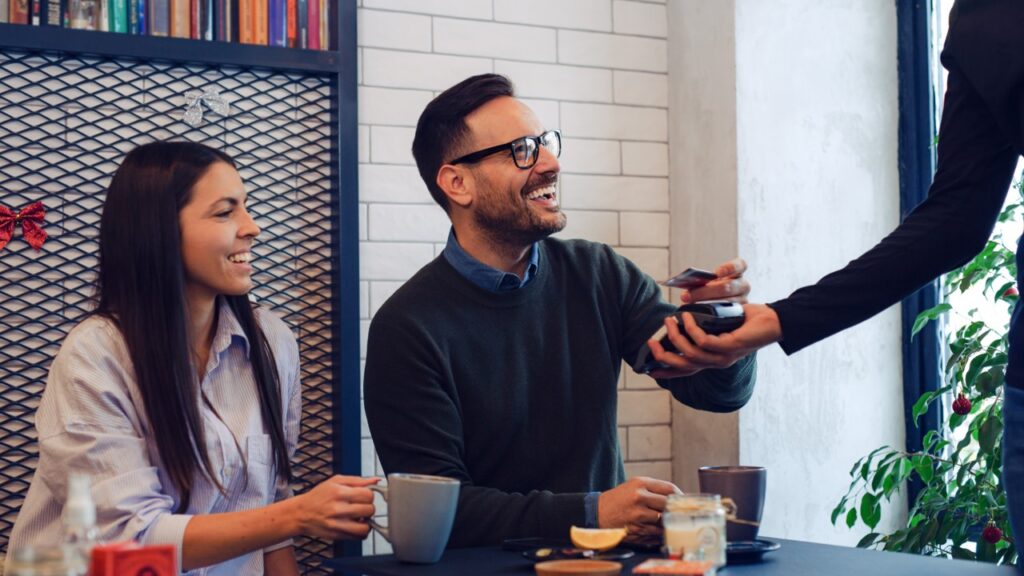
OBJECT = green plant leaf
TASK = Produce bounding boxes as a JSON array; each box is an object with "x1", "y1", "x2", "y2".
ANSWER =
[
  {"x1": 846, "y1": 507, "x2": 858, "y2": 529},
  {"x1": 913, "y1": 456, "x2": 934, "y2": 484},
  {"x1": 979, "y1": 417, "x2": 1004, "y2": 455},
  {"x1": 951, "y1": 546, "x2": 976, "y2": 561},
  {"x1": 911, "y1": 303, "x2": 952, "y2": 338},
  {"x1": 831, "y1": 496, "x2": 847, "y2": 526},
  {"x1": 856, "y1": 532, "x2": 881, "y2": 549},
  {"x1": 860, "y1": 493, "x2": 881, "y2": 530}
]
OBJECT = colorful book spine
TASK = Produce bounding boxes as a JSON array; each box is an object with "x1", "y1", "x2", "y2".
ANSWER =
[
  {"x1": 254, "y1": 0, "x2": 266, "y2": 44},
  {"x1": 148, "y1": 0, "x2": 167, "y2": 35},
  {"x1": 136, "y1": 0, "x2": 146, "y2": 35},
  {"x1": 0, "y1": 0, "x2": 8, "y2": 23},
  {"x1": 30, "y1": 0, "x2": 40, "y2": 24},
  {"x1": 305, "y1": 0, "x2": 317, "y2": 50},
  {"x1": 285, "y1": 0, "x2": 294, "y2": 46},
  {"x1": 108, "y1": 0, "x2": 126, "y2": 31},
  {"x1": 267, "y1": 0, "x2": 283, "y2": 46},
  {"x1": 200, "y1": 0, "x2": 211, "y2": 39},
  {"x1": 295, "y1": 0, "x2": 305, "y2": 48},
  {"x1": 228, "y1": 0, "x2": 238, "y2": 41},
  {"x1": 237, "y1": 0, "x2": 252, "y2": 43},
  {"x1": 318, "y1": 0, "x2": 326, "y2": 49},
  {"x1": 45, "y1": 0, "x2": 67, "y2": 25},
  {"x1": 68, "y1": 0, "x2": 99, "y2": 28},
  {"x1": 187, "y1": 0, "x2": 195, "y2": 37},
  {"x1": 126, "y1": 0, "x2": 137, "y2": 31},
  {"x1": 98, "y1": 0, "x2": 107, "y2": 30},
  {"x1": 212, "y1": 0, "x2": 222, "y2": 39},
  {"x1": 169, "y1": 0, "x2": 186, "y2": 36},
  {"x1": 10, "y1": 0, "x2": 28, "y2": 23}
]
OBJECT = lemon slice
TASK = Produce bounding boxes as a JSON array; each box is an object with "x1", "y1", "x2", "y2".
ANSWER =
[{"x1": 569, "y1": 526, "x2": 627, "y2": 551}]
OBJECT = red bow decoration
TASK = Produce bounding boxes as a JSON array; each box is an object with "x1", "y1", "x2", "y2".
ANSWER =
[{"x1": 0, "y1": 201, "x2": 48, "y2": 252}]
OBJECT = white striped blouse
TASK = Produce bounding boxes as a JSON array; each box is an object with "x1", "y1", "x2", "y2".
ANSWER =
[{"x1": 6, "y1": 300, "x2": 302, "y2": 575}]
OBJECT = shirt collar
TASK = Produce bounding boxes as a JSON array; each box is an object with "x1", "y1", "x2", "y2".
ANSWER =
[
  {"x1": 209, "y1": 298, "x2": 251, "y2": 360},
  {"x1": 442, "y1": 228, "x2": 539, "y2": 293}
]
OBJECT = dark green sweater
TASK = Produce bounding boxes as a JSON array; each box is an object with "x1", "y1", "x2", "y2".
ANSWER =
[{"x1": 364, "y1": 238, "x2": 756, "y2": 547}]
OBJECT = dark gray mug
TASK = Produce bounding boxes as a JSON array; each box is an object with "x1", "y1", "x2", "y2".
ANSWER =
[
  {"x1": 369, "y1": 473, "x2": 460, "y2": 563},
  {"x1": 697, "y1": 466, "x2": 766, "y2": 542}
]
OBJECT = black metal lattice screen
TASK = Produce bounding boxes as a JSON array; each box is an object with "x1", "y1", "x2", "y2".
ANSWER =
[{"x1": 0, "y1": 50, "x2": 340, "y2": 573}]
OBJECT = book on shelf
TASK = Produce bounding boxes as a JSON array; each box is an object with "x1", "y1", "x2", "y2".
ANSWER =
[
  {"x1": 296, "y1": 0, "x2": 305, "y2": 48},
  {"x1": 305, "y1": 0, "x2": 316, "y2": 49},
  {"x1": 285, "y1": 0, "x2": 294, "y2": 46},
  {"x1": 109, "y1": 0, "x2": 127, "y2": 32},
  {"x1": 168, "y1": 0, "x2": 185, "y2": 36},
  {"x1": 238, "y1": 0, "x2": 253, "y2": 43},
  {"x1": 319, "y1": 0, "x2": 326, "y2": 49},
  {"x1": 67, "y1": 0, "x2": 100, "y2": 29},
  {"x1": 254, "y1": 0, "x2": 266, "y2": 45},
  {"x1": 136, "y1": 0, "x2": 147, "y2": 34},
  {"x1": 46, "y1": 0, "x2": 68, "y2": 26},
  {"x1": 148, "y1": 0, "x2": 168, "y2": 36},
  {"x1": 268, "y1": 0, "x2": 284, "y2": 46},
  {"x1": 9, "y1": 0, "x2": 28, "y2": 24},
  {"x1": 2, "y1": 0, "x2": 334, "y2": 50},
  {"x1": 199, "y1": 0, "x2": 210, "y2": 39}
]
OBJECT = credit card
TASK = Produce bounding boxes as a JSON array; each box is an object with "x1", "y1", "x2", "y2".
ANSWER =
[{"x1": 661, "y1": 267, "x2": 717, "y2": 289}]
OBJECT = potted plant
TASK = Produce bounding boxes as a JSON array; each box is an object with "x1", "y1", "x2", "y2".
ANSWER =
[{"x1": 830, "y1": 185, "x2": 1022, "y2": 565}]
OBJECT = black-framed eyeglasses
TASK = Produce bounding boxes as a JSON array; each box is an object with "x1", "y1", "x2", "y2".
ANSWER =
[{"x1": 449, "y1": 130, "x2": 561, "y2": 170}]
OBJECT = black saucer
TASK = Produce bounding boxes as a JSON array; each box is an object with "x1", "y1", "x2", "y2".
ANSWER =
[
  {"x1": 727, "y1": 539, "x2": 780, "y2": 564},
  {"x1": 521, "y1": 547, "x2": 635, "y2": 563}
]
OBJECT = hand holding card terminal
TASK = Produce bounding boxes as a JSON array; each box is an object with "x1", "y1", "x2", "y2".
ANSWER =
[{"x1": 632, "y1": 302, "x2": 745, "y2": 374}]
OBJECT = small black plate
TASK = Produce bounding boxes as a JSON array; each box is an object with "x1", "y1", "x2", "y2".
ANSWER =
[
  {"x1": 726, "y1": 539, "x2": 780, "y2": 564},
  {"x1": 521, "y1": 547, "x2": 635, "y2": 563}
]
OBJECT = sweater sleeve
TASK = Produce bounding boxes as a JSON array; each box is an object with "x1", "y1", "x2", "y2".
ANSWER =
[
  {"x1": 770, "y1": 63, "x2": 1019, "y2": 354},
  {"x1": 611, "y1": 246, "x2": 758, "y2": 412},
  {"x1": 363, "y1": 309, "x2": 587, "y2": 548}
]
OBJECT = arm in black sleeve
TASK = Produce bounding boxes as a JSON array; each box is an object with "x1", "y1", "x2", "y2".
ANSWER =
[
  {"x1": 363, "y1": 311, "x2": 586, "y2": 548},
  {"x1": 770, "y1": 64, "x2": 1019, "y2": 354}
]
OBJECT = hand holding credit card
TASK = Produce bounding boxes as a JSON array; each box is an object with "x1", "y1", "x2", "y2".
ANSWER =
[{"x1": 661, "y1": 267, "x2": 717, "y2": 289}]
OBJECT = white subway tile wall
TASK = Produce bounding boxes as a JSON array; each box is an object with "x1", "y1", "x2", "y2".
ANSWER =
[{"x1": 357, "y1": 0, "x2": 670, "y2": 554}]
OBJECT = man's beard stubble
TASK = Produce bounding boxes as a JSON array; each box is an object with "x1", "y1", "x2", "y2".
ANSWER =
[{"x1": 472, "y1": 172, "x2": 567, "y2": 247}]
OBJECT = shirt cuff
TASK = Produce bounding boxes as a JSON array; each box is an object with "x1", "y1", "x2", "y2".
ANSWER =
[
  {"x1": 264, "y1": 539, "x2": 294, "y2": 554},
  {"x1": 142, "y1": 513, "x2": 193, "y2": 572},
  {"x1": 583, "y1": 492, "x2": 600, "y2": 528}
]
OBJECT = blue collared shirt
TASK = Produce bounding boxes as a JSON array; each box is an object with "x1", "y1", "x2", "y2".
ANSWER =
[
  {"x1": 442, "y1": 228, "x2": 600, "y2": 527},
  {"x1": 442, "y1": 229, "x2": 539, "y2": 292}
]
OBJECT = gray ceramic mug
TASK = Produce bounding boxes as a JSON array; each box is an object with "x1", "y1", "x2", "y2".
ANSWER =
[
  {"x1": 697, "y1": 466, "x2": 766, "y2": 542},
  {"x1": 368, "y1": 473, "x2": 460, "y2": 563}
]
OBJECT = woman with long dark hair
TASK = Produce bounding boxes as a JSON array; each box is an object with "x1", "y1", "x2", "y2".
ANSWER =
[{"x1": 7, "y1": 141, "x2": 376, "y2": 574}]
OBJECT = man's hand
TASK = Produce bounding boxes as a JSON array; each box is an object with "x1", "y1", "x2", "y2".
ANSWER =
[
  {"x1": 647, "y1": 258, "x2": 751, "y2": 378},
  {"x1": 680, "y1": 258, "x2": 749, "y2": 304},
  {"x1": 598, "y1": 477, "x2": 681, "y2": 545}
]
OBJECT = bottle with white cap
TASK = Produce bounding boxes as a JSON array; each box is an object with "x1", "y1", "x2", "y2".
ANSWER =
[{"x1": 61, "y1": 473, "x2": 99, "y2": 575}]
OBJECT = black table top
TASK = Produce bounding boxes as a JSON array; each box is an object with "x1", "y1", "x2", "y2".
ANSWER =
[{"x1": 326, "y1": 538, "x2": 1018, "y2": 576}]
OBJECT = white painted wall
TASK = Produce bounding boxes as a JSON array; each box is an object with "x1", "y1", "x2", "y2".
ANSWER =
[
  {"x1": 356, "y1": 0, "x2": 674, "y2": 554},
  {"x1": 735, "y1": 0, "x2": 907, "y2": 546},
  {"x1": 668, "y1": 0, "x2": 906, "y2": 546}
]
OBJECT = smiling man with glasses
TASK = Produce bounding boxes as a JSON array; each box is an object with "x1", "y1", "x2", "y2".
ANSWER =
[{"x1": 363, "y1": 74, "x2": 759, "y2": 549}]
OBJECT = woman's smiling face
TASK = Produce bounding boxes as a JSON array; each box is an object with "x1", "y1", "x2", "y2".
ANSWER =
[{"x1": 178, "y1": 161, "x2": 260, "y2": 308}]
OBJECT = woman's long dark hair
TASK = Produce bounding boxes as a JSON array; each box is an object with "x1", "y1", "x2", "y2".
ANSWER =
[{"x1": 96, "y1": 141, "x2": 291, "y2": 511}]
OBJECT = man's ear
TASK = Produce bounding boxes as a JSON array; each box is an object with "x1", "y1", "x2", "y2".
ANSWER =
[{"x1": 437, "y1": 164, "x2": 473, "y2": 209}]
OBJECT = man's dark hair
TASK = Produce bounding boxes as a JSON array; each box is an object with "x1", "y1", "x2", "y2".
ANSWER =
[{"x1": 412, "y1": 73, "x2": 515, "y2": 212}]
